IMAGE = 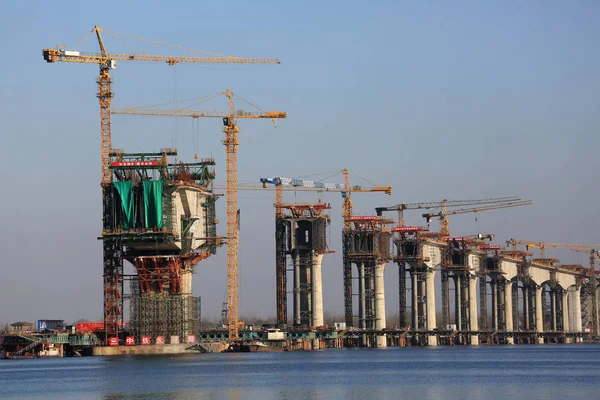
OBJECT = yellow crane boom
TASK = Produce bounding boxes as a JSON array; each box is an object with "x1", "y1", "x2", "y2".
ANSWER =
[
  {"x1": 341, "y1": 168, "x2": 392, "y2": 230},
  {"x1": 43, "y1": 26, "x2": 280, "y2": 185},
  {"x1": 112, "y1": 90, "x2": 285, "y2": 343},
  {"x1": 423, "y1": 200, "x2": 534, "y2": 237},
  {"x1": 506, "y1": 239, "x2": 600, "y2": 258}
]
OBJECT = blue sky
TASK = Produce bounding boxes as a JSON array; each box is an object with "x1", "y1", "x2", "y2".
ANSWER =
[{"x1": 1, "y1": 0, "x2": 599, "y2": 324}]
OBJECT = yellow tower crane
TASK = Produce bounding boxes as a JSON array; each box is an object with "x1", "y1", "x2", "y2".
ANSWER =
[
  {"x1": 341, "y1": 168, "x2": 392, "y2": 229},
  {"x1": 112, "y1": 90, "x2": 286, "y2": 342},
  {"x1": 506, "y1": 240, "x2": 600, "y2": 258},
  {"x1": 42, "y1": 26, "x2": 280, "y2": 185}
]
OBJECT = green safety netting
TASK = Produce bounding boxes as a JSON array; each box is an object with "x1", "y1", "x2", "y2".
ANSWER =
[
  {"x1": 113, "y1": 181, "x2": 135, "y2": 229},
  {"x1": 143, "y1": 180, "x2": 163, "y2": 228}
]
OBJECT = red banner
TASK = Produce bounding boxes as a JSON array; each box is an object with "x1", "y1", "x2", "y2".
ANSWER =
[
  {"x1": 125, "y1": 336, "x2": 135, "y2": 346},
  {"x1": 482, "y1": 245, "x2": 501, "y2": 250},
  {"x1": 109, "y1": 337, "x2": 119, "y2": 346},
  {"x1": 141, "y1": 336, "x2": 151, "y2": 345},
  {"x1": 155, "y1": 336, "x2": 165, "y2": 345},
  {"x1": 111, "y1": 161, "x2": 159, "y2": 167},
  {"x1": 393, "y1": 226, "x2": 423, "y2": 232},
  {"x1": 348, "y1": 216, "x2": 378, "y2": 221}
]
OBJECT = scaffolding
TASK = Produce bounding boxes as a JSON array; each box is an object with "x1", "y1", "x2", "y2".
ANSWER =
[{"x1": 129, "y1": 279, "x2": 200, "y2": 343}]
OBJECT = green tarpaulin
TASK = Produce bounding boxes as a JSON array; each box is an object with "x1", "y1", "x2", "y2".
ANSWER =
[
  {"x1": 143, "y1": 180, "x2": 163, "y2": 228},
  {"x1": 113, "y1": 181, "x2": 135, "y2": 229}
]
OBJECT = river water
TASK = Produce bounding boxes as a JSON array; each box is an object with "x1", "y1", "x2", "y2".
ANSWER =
[{"x1": 1, "y1": 345, "x2": 599, "y2": 400}]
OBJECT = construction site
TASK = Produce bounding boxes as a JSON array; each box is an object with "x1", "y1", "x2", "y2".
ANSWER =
[{"x1": 3, "y1": 25, "x2": 599, "y2": 358}]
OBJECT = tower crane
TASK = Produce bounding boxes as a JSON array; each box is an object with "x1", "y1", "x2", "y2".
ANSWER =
[
  {"x1": 422, "y1": 200, "x2": 533, "y2": 237},
  {"x1": 341, "y1": 169, "x2": 392, "y2": 229},
  {"x1": 43, "y1": 27, "x2": 279, "y2": 340},
  {"x1": 43, "y1": 26, "x2": 280, "y2": 185},
  {"x1": 506, "y1": 239, "x2": 600, "y2": 258},
  {"x1": 112, "y1": 90, "x2": 286, "y2": 342},
  {"x1": 376, "y1": 197, "x2": 520, "y2": 227}
]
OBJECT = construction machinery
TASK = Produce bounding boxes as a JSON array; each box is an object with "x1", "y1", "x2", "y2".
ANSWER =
[
  {"x1": 43, "y1": 27, "x2": 280, "y2": 341},
  {"x1": 422, "y1": 200, "x2": 534, "y2": 237},
  {"x1": 506, "y1": 239, "x2": 600, "y2": 258},
  {"x1": 112, "y1": 90, "x2": 286, "y2": 342},
  {"x1": 376, "y1": 197, "x2": 520, "y2": 227},
  {"x1": 43, "y1": 26, "x2": 280, "y2": 185}
]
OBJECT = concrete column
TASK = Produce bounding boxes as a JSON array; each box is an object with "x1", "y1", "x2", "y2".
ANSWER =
[
  {"x1": 420, "y1": 276, "x2": 426, "y2": 330},
  {"x1": 306, "y1": 257, "x2": 312, "y2": 326},
  {"x1": 370, "y1": 269, "x2": 376, "y2": 328},
  {"x1": 523, "y1": 286, "x2": 530, "y2": 331},
  {"x1": 426, "y1": 269, "x2": 437, "y2": 346},
  {"x1": 293, "y1": 255, "x2": 300, "y2": 326},
  {"x1": 491, "y1": 281, "x2": 497, "y2": 330},
  {"x1": 374, "y1": 263, "x2": 387, "y2": 348},
  {"x1": 535, "y1": 285, "x2": 544, "y2": 343},
  {"x1": 312, "y1": 253, "x2": 324, "y2": 327},
  {"x1": 469, "y1": 275, "x2": 479, "y2": 345},
  {"x1": 572, "y1": 287, "x2": 583, "y2": 332},
  {"x1": 551, "y1": 290, "x2": 557, "y2": 332},
  {"x1": 412, "y1": 272, "x2": 418, "y2": 330},
  {"x1": 358, "y1": 263, "x2": 365, "y2": 329},
  {"x1": 456, "y1": 276, "x2": 462, "y2": 330},
  {"x1": 505, "y1": 281, "x2": 514, "y2": 345},
  {"x1": 562, "y1": 290, "x2": 570, "y2": 333}
]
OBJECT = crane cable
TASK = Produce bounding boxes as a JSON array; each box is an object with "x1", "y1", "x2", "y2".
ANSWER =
[{"x1": 103, "y1": 28, "x2": 227, "y2": 57}]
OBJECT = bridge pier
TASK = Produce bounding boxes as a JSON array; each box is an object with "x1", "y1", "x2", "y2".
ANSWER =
[
  {"x1": 426, "y1": 268, "x2": 438, "y2": 346},
  {"x1": 568, "y1": 286, "x2": 582, "y2": 334},
  {"x1": 375, "y1": 263, "x2": 387, "y2": 348},
  {"x1": 562, "y1": 290, "x2": 570, "y2": 332},
  {"x1": 469, "y1": 275, "x2": 479, "y2": 345},
  {"x1": 535, "y1": 285, "x2": 544, "y2": 343},
  {"x1": 505, "y1": 280, "x2": 514, "y2": 344}
]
